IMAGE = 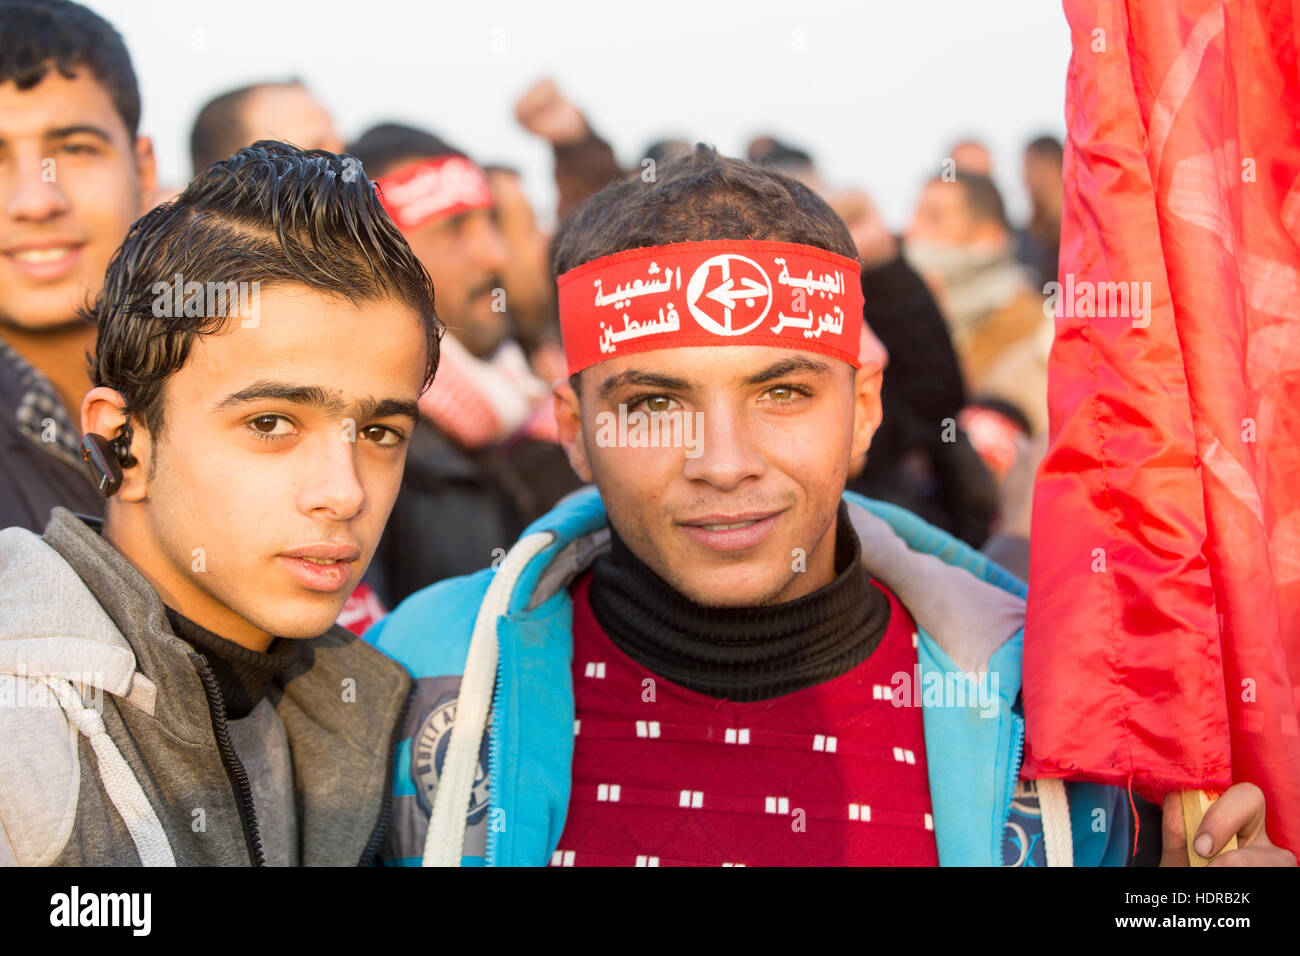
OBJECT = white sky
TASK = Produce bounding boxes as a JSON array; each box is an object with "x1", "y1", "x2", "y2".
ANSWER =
[{"x1": 84, "y1": 0, "x2": 1071, "y2": 230}]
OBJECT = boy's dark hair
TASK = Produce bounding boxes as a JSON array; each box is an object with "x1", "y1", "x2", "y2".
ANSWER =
[
  {"x1": 0, "y1": 0, "x2": 141, "y2": 139},
  {"x1": 554, "y1": 144, "x2": 855, "y2": 274},
  {"x1": 190, "y1": 79, "x2": 301, "y2": 173},
  {"x1": 86, "y1": 140, "x2": 442, "y2": 437},
  {"x1": 347, "y1": 123, "x2": 464, "y2": 178},
  {"x1": 554, "y1": 145, "x2": 857, "y2": 391}
]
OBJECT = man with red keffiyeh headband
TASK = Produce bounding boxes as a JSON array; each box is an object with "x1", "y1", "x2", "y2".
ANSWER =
[
  {"x1": 348, "y1": 124, "x2": 582, "y2": 609},
  {"x1": 365, "y1": 146, "x2": 1290, "y2": 868}
]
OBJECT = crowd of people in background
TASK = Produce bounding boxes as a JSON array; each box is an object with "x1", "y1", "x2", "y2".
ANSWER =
[
  {"x1": 0, "y1": 0, "x2": 1068, "y2": 849},
  {"x1": 160, "y1": 75, "x2": 1066, "y2": 623},
  {"x1": 1, "y1": 12, "x2": 1068, "y2": 621}
]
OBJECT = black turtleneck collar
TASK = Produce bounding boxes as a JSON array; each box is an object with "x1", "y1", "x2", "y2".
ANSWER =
[
  {"x1": 164, "y1": 607, "x2": 301, "y2": 719},
  {"x1": 65, "y1": 515, "x2": 303, "y2": 720},
  {"x1": 588, "y1": 502, "x2": 891, "y2": 702}
]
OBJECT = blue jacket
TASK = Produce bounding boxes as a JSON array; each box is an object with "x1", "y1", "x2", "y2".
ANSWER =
[{"x1": 367, "y1": 486, "x2": 1131, "y2": 867}]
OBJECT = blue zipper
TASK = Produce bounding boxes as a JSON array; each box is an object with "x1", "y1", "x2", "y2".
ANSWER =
[
  {"x1": 998, "y1": 710, "x2": 1026, "y2": 865},
  {"x1": 484, "y1": 622, "x2": 506, "y2": 867}
]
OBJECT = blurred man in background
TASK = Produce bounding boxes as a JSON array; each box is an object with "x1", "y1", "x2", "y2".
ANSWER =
[
  {"x1": 189, "y1": 79, "x2": 342, "y2": 174},
  {"x1": 904, "y1": 171, "x2": 1051, "y2": 440},
  {"x1": 748, "y1": 134, "x2": 825, "y2": 190},
  {"x1": 482, "y1": 163, "x2": 566, "y2": 384},
  {"x1": 831, "y1": 186, "x2": 999, "y2": 550},
  {"x1": 1017, "y1": 134, "x2": 1064, "y2": 288},
  {"x1": 949, "y1": 137, "x2": 993, "y2": 176},
  {"x1": 0, "y1": 0, "x2": 156, "y2": 531},
  {"x1": 349, "y1": 123, "x2": 581, "y2": 606}
]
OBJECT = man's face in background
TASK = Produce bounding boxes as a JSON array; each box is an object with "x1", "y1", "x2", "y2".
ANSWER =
[
  {"x1": 403, "y1": 202, "x2": 509, "y2": 358},
  {"x1": 485, "y1": 167, "x2": 555, "y2": 344},
  {"x1": 907, "y1": 179, "x2": 983, "y2": 247},
  {"x1": 1023, "y1": 149, "x2": 1063, "y2": 212},
  {"x1": 0, "y1": 66, "x2": 155, "y2": 330},
  {"x1": 235, "y1": 84, "x2": 343, "y2": 158}
]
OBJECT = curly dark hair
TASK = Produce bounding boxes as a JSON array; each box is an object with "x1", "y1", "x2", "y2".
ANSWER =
[
  {"x1": 553, "y1": 144, "x2": 856, "y2": 274},
  {"x1": 85, "y1": 140, "x2": 442, "y2": 436},
  {"x1": 0, "y1": 0, "x2": 141, "y2": 138}
]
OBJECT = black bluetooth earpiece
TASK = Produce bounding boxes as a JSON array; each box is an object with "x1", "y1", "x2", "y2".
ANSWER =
[
  {"x1": 79, "y1": 420, "x2": 136, "y2": 498},
  {"x1": 112, "y1": 421, "x2": 137, "y2": 468}
]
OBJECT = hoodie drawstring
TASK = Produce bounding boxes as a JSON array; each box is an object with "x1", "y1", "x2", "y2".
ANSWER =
[
  {"x1": 422, "y1": 532, "x2": 555, "y2": 867},
  {"x1": 45, "y1": 676, "x2": 176, "y2": 866},
  {"x1": 1037, "y1": 777, "x2": 1074, "y2": 867}
]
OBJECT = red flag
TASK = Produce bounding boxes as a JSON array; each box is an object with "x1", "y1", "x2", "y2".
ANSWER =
[{"x1": 1024, "y1": 0, "x2": 1300, "y2": 853}]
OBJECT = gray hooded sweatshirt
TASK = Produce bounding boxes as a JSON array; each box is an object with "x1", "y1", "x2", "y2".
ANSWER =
[{"x1": 0, "y1": 508, "x2": 412, "y2": 866}]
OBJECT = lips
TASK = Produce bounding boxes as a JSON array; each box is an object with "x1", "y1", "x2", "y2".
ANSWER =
[
  {"x1": 277, "y1": 543, "x2": 362, "y2": 593},
  {"x1": 677, "y1": 510, "x2": 785, "y2": 552},
  {"x1": 2, "y1": 240, "x2": 86, "y2": 281}
]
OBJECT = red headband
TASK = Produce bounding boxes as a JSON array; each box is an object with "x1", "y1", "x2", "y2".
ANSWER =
[
  {"x1": 558, "y1": 240, "x2": 864, "y2": 375},
  {"x1": 375, "y1": 155, "x2": 494, "y2": 232}
]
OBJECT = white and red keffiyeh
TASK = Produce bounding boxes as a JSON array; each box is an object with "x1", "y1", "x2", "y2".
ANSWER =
[{"x1": 417, "y1": 334, "x2": 555, "y2": 449}]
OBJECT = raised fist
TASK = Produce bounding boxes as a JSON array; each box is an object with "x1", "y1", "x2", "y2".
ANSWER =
[{"x1": 515, "y1": 78, "x2": 588, "y2": 146}]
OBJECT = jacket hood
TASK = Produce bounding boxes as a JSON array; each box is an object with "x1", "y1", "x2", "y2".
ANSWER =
[
  {"x1": 0, "y1": 516, "x2": 156, "y2": 712},
  {"x1": 507, "y1": 485, "x2": 1026, "y2": 676}
]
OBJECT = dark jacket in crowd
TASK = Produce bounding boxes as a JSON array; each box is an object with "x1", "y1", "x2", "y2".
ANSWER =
[
  {"x1": 848, "y1": 256, "x2": 1000, "y2": 549},
  {"x1": 366, "y1": 419, "x2": 584, "y2": 609},
  {"x1": 0, "y1": 338, "x2": 103, "y2": 533}
]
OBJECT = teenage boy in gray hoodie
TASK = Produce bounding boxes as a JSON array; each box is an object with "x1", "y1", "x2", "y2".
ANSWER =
[{"x1": 0, "y1": 141, "x2": 440, "y2": 865}]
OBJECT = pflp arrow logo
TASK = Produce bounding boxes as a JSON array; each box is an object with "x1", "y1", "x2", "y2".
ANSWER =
[{"x1": 685, "y1": 254, "x2": 773, "y2": 335}]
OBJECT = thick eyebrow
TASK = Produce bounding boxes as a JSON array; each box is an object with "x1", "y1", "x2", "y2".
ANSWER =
[
  {"x1": 596, "y1": 369, "x2": 694, "y2": 398},
  {"x1": 45, "y1": 124, "x2": 115, "y2": 144},
  {"x1": 740, "y1": 356, "x2": 835, "y2": 386},
  {"x1": 214, "y1": 381, "x2": 418, "y2": 422},
  {"x1": 355, "y1": 396, "x2": 420, "y2": 423}
]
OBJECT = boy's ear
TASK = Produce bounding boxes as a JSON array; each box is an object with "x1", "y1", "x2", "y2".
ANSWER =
[
  {"x1": 133, "y1": 135, "x2": 159, "y2": 213},
  {"x1": 81, "y1": 387, "x2": 151, "y2": 502},
  {"x1": 552, "y1": 378, "x2": 594, "y2": 484},
  {"x1": 850, "y1": 330, "x2": 887, "y2": 462},
  {"x1": 850, "y1": 361, "x2": 884, "y2": 463}
]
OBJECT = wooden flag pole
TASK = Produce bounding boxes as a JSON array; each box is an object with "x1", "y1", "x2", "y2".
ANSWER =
[{"x1": 1181, "y1": 790, "x2": 1238, "y2": 866}]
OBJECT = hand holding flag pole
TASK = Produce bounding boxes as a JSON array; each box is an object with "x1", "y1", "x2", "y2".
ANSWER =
[{"x1": 1160, "y1": 785, "x2": 1292, "y2": 867}]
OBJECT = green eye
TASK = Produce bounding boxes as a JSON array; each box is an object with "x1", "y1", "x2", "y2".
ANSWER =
[
  {"x1": 763, "y1": 384, "x2": 811, "y2": 405},
  {"x1": 645, "y1": 396, "x2": 673, "y2": 413}
]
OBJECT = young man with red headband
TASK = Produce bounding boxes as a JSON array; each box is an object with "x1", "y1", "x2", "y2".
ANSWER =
[{"x1": 368, "y1": 147, "x2": 1292, "y2": 867}]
